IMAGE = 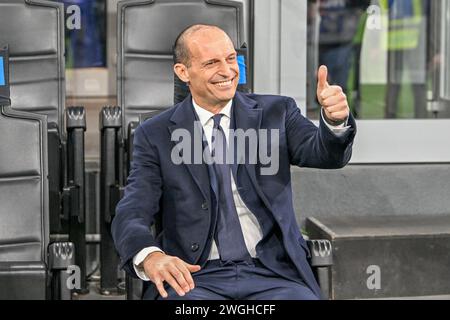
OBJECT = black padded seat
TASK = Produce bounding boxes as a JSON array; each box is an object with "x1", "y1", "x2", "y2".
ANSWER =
[
  {"x1": 0, "y1": 0, "x2": 64, "y2": 127},
  {"x1": 0, "y1": 105, "x2": 49, "y2": 299},
  {"x1": 0, "y1": 109, "x2": 48, "y2": 264},
  {"x1": 118, "y1": 0, "x2": 246, "y2": 127},
  {"x1": 0, "y1": 262, "x2": 47, "y2": 300}
]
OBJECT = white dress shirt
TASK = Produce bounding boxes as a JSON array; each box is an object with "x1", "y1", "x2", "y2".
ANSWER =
[{"x1": 133, "y1": 99, "x2": 350, "y2": 280}]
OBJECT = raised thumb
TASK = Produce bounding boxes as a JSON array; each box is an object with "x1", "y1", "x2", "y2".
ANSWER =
[{"x1": 317, "y1": 65, "x2": 329, "y2": 91}]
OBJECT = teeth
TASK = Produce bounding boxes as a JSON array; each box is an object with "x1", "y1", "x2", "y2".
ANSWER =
[{"x1": 215, "y1": 80, "x2": 232, "y2": 87}]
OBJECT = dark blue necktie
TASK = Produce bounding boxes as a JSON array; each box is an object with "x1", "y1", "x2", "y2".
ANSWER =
[{"x1": 210, "y1": 114, "x2": 251, "y2": 263}]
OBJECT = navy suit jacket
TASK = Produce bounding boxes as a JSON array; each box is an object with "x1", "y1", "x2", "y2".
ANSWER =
[{"x1": 112, "y1": 91, "x2": 356, "y2": 299}]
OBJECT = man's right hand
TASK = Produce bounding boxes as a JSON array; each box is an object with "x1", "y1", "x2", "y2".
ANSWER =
[{"x1": 141, "y1": 251, "x2": 202, "y2": 298}]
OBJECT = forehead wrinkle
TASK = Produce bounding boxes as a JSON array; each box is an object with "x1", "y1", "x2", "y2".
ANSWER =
[{"x1": 188, "y1": 37, "x2": 235, "y2": 63}]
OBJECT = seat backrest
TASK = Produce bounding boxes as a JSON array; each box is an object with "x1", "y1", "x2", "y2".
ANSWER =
[
  {"x1": 0, "y1": 0, "x2": 65, "y2": 128},
  {"x1": 0, "y1": 105, "x2": 49, "y2": 263},
  {"x1": 118, "y1": 0, "x2": 246, "y2": 128}
]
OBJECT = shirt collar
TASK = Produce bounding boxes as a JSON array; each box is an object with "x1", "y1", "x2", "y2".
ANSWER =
[{"x1": 192, "y1": 98, "x2": 233, "y2": 127}]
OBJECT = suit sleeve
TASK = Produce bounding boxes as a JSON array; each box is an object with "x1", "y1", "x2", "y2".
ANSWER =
[
  {"x1": 111, "y1": 124, "x2": 163, "y2": 277},
  {"x1": 285, "y1": 97, "x2": 356, "y2": 169}
]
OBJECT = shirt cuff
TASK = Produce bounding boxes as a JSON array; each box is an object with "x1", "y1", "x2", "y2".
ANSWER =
[
  {"x1": 132, "y1": 246, "x2": 164, "y2": 281},
  {"x1": 321, "y1": 108, "x2": 351, "y2": 137}
]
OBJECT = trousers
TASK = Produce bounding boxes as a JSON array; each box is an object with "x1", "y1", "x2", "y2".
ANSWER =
[{"x1": 150, "y1": 259, "x2": 320, "y2": 300}]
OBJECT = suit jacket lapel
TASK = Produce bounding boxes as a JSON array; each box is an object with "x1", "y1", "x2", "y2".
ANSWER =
[
  {"x1": 168, "y1": 95, "x2": 211, "y2": 201},
  {"x1": 232, "y1": 93, "x2": 273, "y2": 211}
]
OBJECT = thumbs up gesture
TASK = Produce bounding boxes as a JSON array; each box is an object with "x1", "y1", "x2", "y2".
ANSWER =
[{"x1": 316, "y1": 65, "x2": 349, "y2": 124}]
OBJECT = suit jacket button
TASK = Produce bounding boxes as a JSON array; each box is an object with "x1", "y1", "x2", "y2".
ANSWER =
[
  {"x1": 201, "y1": 202, "x2": 208, "y2": 210},
  {"x1": 191, "y1": 243, "x2": 200, "y2": 252}
]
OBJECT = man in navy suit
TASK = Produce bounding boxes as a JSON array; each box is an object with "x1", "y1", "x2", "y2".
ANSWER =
[{"x1": 112, "y1": 24, "x2": 356, "y2": 300}]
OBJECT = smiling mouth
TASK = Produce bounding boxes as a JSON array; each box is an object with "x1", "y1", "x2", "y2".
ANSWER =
[{"x1": 212, "y1": 78, "x2": 235, "y2": 88}]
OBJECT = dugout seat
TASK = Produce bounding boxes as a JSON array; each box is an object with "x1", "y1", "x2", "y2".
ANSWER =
[
  {"x1": 0, "y1": 46, "x2": 75, "y2": 300},
  {"x1": 0, "y1": 0, "x2": 88, "y2": 293}
]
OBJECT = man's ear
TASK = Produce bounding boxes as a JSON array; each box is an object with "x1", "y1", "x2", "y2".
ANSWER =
[{"x1": 174, "y1": 63, "x2": 190, "y2": 83}]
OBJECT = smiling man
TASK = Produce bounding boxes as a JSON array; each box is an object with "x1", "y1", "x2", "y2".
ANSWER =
[{"x1": 112, "y1": 24, "x2": 356, "y2": 300}]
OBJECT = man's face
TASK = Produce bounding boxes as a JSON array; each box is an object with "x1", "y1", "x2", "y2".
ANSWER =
[{"x1": 176, "y1": 29, "x2": 239, "y2": 108}]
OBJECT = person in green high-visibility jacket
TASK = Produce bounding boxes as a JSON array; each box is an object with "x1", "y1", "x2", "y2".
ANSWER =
[{"x1": 380, "y1": 0, "x2": 429, "y2": 118}]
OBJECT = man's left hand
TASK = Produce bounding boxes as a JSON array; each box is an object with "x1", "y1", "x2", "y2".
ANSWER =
[{"x1": 316, "y1": 65, "x2": 350, "y2": 124}]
